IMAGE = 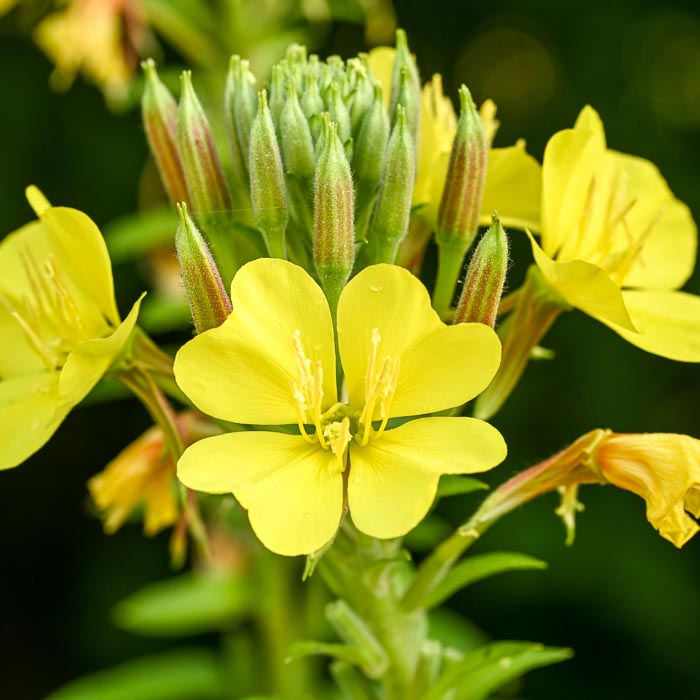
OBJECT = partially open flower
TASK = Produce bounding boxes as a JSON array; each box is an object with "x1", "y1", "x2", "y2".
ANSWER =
[
  {"x1": 0, "y1": 187, "x2": 143, "y2": 470},
  {"x1": 89, "y1": 411, "x2": 220, "y2": 535},
  {"x1": 480, "y1": 429, "x2": 700, "y2": 548}
]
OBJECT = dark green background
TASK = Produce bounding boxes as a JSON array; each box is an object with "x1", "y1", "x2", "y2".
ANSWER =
[{"x1": 1, "y1": 0, "x2": 699, "y2": 698}]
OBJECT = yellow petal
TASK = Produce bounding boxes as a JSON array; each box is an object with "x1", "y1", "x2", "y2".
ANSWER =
[
  {"x1": 29, "y1": 193, "x2": 121, "y2": 327},
  {"x1": 175, "y1": 259, "x2": 336, "y2": 424},
  {"x1": 527, "y1": 231, "x2": 636, "y2": 330},
  {"x1": 573, "y1": 105, "x2": 607, "y2": 146},
  {"x1": 337, "y1": 264, "x2": 501, "y2": 417},
  {"x1": 608, "y1": 153, "x2": 697, "y2": 290},
  {"x1": 58, "y1": 293, "x2": 144, "y2": 408},
  {"x1": 348, "y1": 417, "x2": 506, "y2": 538},
  {"x1": 479, "y1": 144, "x2": 542, "y2": 232},
  {"x1": 597, "y1": 433, "x2": 700, "y2": 547},
  {"x1": 178, "y1": 431, "x2": 344, "y2": 556},
  {"x1": 366, "y1": 46, "x2": 394, "y2": 110},
  {"x1": 601, "y1": 290, "x2": 700, "y2": 362},
  {"x1": 0, "y1": 372, "x2": 67, "y2": 470},
  {"x1": 540, "y1": 123, "x2": 603, "y2": 258},
  {"x1": 0, "y1": 303, "x2": 44, "y2": 377}
]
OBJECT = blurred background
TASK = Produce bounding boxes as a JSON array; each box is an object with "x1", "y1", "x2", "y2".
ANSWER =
[{"x1": 1, "y1": 0, "x2": 699, "y2": 698}]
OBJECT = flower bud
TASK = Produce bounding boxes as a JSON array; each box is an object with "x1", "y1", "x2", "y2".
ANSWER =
[
  {"x1": 432, "y1": 86, "x2": 489, "y2": 317},
  {"x1": 347, "y1": 56, "x2": 374, "y2": 133},
  {"x1": 324, "y1": 82, "x2": 352, "y2": 147},
  {"x1": 178, "y1": 71, "x2": 238, "y2": 284},
  {"x1": 454, "y1": 213, "x2": 509, "y2": 328},
  {"x1": 391, "y1": 66, "x2": 420, "y2": 156},
  {"x1": 249, "y1": 89, "x2": 289, "y2": 259},
  {"x1": 301, "y1": 73, "x2": 325, "y2": 140},
  {"x1": 366, "y1": 105, "x2": 415, "y2": 264},
  {"x1": 390, "y1": 29, "x2": 421, "y2": 124},
  {"x1": 268, "y1": 63, "x2": 287, "y2": 129},
  {"x1": 175, "y1": 202, "x2": 232, "y2": 333},
  {"x1": 279, "y1": 82, "x2": 315, "y2": 231},
  {"x1": 436, "y1": 86, "x2": 488, "y2": 249},
  {"x1": 313, "y1": 116, "x2": 355, "y2": 314},
  {"x1": 141, "y1": 59, "x2": 188, "y2": 206},
  {"x1": 178, "y1": 71, "x2": 231, "y2": 214},
  {"x1": 352, "y1": 81, "x2": 390, "y2": 212},
  {"x1": 224, "y1": 55, "x2": 258, "y2": 180}
]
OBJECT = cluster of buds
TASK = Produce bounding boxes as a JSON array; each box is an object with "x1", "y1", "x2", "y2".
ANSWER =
[{"x1": 142, "y1": 31, "x2": 505, "y2": 328}]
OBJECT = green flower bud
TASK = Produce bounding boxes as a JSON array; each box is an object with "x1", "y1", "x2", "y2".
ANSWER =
[
  {"x1": 224, "y1": 55, "x2": 258, "y2": 180},
  {"x1": 249, "y1": 90, "x2": 288, "y2": 259},
  {"x1": 432, "y1": 86, "x2": 488, "y2": 318},
  {"x1": 347, "y1": 56, "x2": 374, "y2": 134},
  {"x1": 390, "y1": 29, "x2": 421, "y2": 135},
  {"x1": 175, "y1": 202, "x2": 232, "y2": 333},
  {"x1": 454, "y1": 214, "x2": 509, "y2": 328},
  {"x1": 366, "y1": 105, "x2": 415, "y2": 264},
  {"x1": 178, "y1": 70, "x2": 231, "y2": 214},
  {"x1": 301, "y1": 73, "x2": 325, "y2": 141},
  {"x1": 268, "y1": 63, "x2": 286, "y2": 129},
  {"x1": 313, "y1": 116, "x2": 355, "y2": 315},
  {"x1": 279, "y1": 83, "x2": 315, "y2": 232},
  {"x1": 141, "y1": 59, "x2": 188, "y2": 206},
  {"x1": 178, "y1": 70, "x2": 238, "y2": 284},
  {"x1": 324, "y1": 82, "x2": 352, "y2": 147},
  {"x1": 352, "y1": 81, "x2": 390, "y2": 213}
]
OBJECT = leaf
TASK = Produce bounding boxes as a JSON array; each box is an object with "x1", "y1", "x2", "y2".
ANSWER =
[
  {"x1": 113, "y1": 572, "x2": 255, "y2": 637},
  {"x1": 426, "y1": 552, "x2": 547, "y2": 609},
  {"x1": 437, "y1": 475, "x2": 489, "y2": 498},
  {"x1": 423, "y1": 641, "x2": 573, "y2": 700},
  {"x1": 285, "y1": 640, "x2": 369, "y2": 667},
  {"x1": 104, "y1": 207, "x2": 177, "y2": 264},
  {"x1": 45, "y1": 648, "x2": 223, "y2": 700}
]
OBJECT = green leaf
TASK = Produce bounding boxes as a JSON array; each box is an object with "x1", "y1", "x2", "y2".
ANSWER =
[
  {"x1": 436, "y1": 475, "x2": 489, "y2": 498},
  {"x1": 423, "y1": 641, "x2": 573, "y2": 700},
  {"x1": 113, "y1": 572, "x2": 255, "y2": 637},
  {"x1": 104, "y1": 207, "x2": 177, "y2": 264},
  {"x1": 426, "y1": 552, "x2": 547, "y2": 609},
  {"x1": 45, "y1": 648, "x2": 223, "y2": 700},
  {"x1": 285, "y1": 640, "x2": 369, "y2": 667}
]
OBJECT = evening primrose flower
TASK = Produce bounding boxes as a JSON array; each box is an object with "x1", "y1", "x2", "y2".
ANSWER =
[
  {"x1": 175, "y1": 259, "x2": 506, "y2": 556},
  {"x1": 529, "y1": 106, "x2": 700, "y2": 361},
  {"x1": 0, "y1": 187, "x2": 142, "y2": 470}
]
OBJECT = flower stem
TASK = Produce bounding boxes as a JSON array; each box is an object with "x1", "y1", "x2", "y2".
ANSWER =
[{"x1": 432, "y1": 239, "x2": 467, "y2": 320}]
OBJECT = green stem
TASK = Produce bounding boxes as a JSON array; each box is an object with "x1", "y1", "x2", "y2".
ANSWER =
[{"x1": 432, "y1": 239, "x2": 468, "y2": 319}]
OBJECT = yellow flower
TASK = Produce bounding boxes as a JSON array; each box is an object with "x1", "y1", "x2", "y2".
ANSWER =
[
  {"x1": 89, "y1": 411, "x2": 218, "y2": 535},
  {"x1": 596, "y1": 432, "x2": 700, "y2": 548},
  {"x1": 0, "y1": 187, "x2": 142, "y2": 470},
  {"x1": 33, "y1": 0, "x2": 143, "y2": 102},
  {"x1": 175, "y1": 259, "x2": 506, "y2": 556},
  {"x1": 529, "y1": 106, "x2": 700, "y2": 361},
  {"x1": 367, "y1": 48, "x2": 542, "y2": 232}
]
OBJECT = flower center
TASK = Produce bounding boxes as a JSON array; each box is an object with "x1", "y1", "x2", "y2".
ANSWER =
[
  {"x1": 289, "y1": 327, "x2": 401, "y2": 455},
  {"x1": 0, "y1": 251, "x2": 93, "y2": 370}
]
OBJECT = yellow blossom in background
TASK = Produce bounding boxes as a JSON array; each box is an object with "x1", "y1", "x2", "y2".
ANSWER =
[
  {"x1": 529, "y1": 106, "x2": 700, "y2": 361},
  {"x1": 368, "y1": 47, "x2": 542, "y2": 233},
  {"x1": 89, "y1": 411, "x2": 220, "y2": 535},
  {"x1": 596, "y1": 432, "x2": 700, "y2": 548},
  {"x1": 33, "y1": 0, "x2": 149, "y2": 102},
  {"x1": 0, "y1": 187, "x2": 143, "y2": 470},
  {"x1": 0, "y1": 0, "x2": 18, "y2": 15},
  {"x1": 175, "y1": 259, "x2": 506, "y2": 556}
]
